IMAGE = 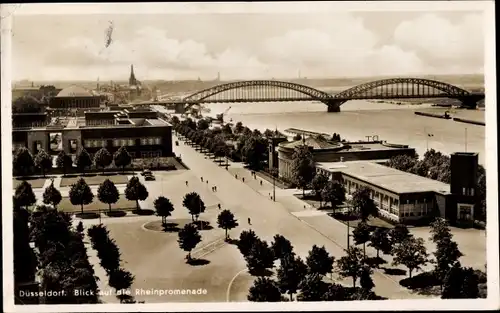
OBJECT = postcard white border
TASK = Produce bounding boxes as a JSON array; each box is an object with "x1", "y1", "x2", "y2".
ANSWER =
[{"x1": 2, "y1": 1, "x2": 498, "y2": 312}]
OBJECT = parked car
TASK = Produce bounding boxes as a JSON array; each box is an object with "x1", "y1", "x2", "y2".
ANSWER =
[
  {"x1": 144, "y1": 173, "x2": 156, "y2": 181},
  {"x1": 141, "y1": 169, "x2": 152, "y2": 176}
]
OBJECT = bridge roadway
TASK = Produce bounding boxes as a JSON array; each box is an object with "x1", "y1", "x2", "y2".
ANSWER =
[{"x1": 172, "y1": 134, "x2": 430, "y2": 300}]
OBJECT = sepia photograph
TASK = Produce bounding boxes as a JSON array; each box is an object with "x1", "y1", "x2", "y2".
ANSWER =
[{"x1": 1, "y1": 1, "x2": 498, "y2": 312}]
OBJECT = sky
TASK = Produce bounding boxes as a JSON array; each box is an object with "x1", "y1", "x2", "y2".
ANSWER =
[{"x1": 9, "y1": 3, "x2": 487, "y2": 82}]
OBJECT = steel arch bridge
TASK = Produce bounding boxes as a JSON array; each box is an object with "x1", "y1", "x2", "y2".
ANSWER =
[
  {"x1": 182, "y1": 80, "x2": 334, "y2": 104},
  {"x1": 157, "y1": 78, "x2": 483, "y2": 112}
]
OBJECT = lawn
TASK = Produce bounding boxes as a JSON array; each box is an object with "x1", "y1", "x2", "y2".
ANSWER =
[
  {"x1": 13, "y1": 178, "x2": 48, "y2": 189},
  {"x1": 59, "y1": 196, "x2": 138, "y2": 213},
  {"x1": 60, "y1": 174, "x2": 130, "y2": 187}
]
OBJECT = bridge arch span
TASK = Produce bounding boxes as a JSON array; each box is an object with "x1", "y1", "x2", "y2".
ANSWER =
[
  {"x1": 333, "y1": 78, "x2": 471, "y2": 104},
  {"x1": 182, "y1": 80, "x2": 333, "y2": 105}
]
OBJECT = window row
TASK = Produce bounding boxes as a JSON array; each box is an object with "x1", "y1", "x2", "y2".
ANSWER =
[{"x1": 84, "y1": 137, "x2": 163, "y2": 148}]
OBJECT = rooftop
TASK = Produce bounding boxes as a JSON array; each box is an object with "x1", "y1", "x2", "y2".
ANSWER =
[
  {"x1": 317, "y1": 161, "x2": 450, "y2": 194},
  {"x1": 56, "y1": 85, "x2": 95, "y2": 98}
]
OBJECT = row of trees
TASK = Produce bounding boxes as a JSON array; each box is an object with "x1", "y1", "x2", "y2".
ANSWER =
[
  {"x1": 13, "y1": 146, "x2": 133, "y2": 177},
  {"x1": 386, "y1": 149, "x2": 486, "y2": 222},
  {"x1": 238, "y1": 231, "x2": 379, "y2": 302},
  {"x1": 171, "y1": 116, "x2": 281, "y2": 170},
  {"x1": 87, "y1": 224, "x2": 136, "y2": 303},
  {"x1": 28, "y1": 206, "x2": 100, "y2": 303},
  {"x1": 14, "y1": 175, "x2": 149, "y2": 215}
]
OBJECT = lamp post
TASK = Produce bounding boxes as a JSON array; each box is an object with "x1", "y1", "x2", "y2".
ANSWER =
[
  {"x1": 425, "y1": 127, "x2": 434, "y2": 151},
  {"x1": 465, "y1": 127, "x2": 468, "y2": 152},
  {"x1": 346, "y1": 195, "x2": 353, "y2": 248}
]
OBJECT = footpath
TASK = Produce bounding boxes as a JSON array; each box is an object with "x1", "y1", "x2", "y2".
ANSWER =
[{"x1": 173, "y1": 135, "x2": 430, "y2": 300}]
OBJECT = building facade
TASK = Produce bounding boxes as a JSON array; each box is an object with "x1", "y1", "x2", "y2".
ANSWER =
[
  {"x1": 276, "y1": 136, "x2": 416, "y2": 181},
  {"x1": 49, "y1": 85, "x2": 103, "y2": 110},
  {"x1": 316, "y1": 154, "x2": 478, "y2": 225},
  {"x1": 12, "y1": 107, "x2": 173, "y2": 160}
]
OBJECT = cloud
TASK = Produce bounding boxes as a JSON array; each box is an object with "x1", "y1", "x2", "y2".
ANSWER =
[{"x1": 16, "y1": 12, "x2": 484, "y2": 81}]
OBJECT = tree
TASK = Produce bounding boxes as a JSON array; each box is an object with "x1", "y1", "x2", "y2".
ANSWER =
[
  {"x1": 305, "y1": 245, "x2": 335, "y2": 277},
  {"x1": 75, "y1": 148, "x2": 92, "y2": 174},
  {"x1": 154, "y1": 196, "x2": 175, "y2": 225},
  {"x1": 182, "y1": 192, "x2": 206, "y2": 222},
  {"x1": 352, "y1": 222, "x2": 371, "y2": 257},
  {"x1": 197, "y1": 118, "x2": 210, "y2": 131},
  {"x1": 217, "y1": 210, "x2": 239, "y2": 241},
  {"x1": 271, "y1": 234, "x2": 294, "y2": 261},
  {"x1": 309, "y1": 172, "x2": 329, "y2": 202},
  {"x1": 442, "y1": 262, "x2": 480, "y2": 299},
  {"x1": 388, "y1": 224, "x2": 412, "y2": 247},
  {"x1": 245, "y1": 239, "x2": 275, "y2": 275},
  {"x1": 248, "y1": 277, "x2": 282, "y2": 302},
  {"x1": 34, "y1": 149, "x2": 53, "y2": 177},
  {"x1": 14, "y1": 181, "x2": 37, "y2": 210},
  {"x1": 321, "y1": 180, "x2": 346, "y2": 213},
  {"x1": 433, "y1": 236, "x2": 463, "y2": 286},
  {"x1": 323, "y1": 283, "x2": 349, "y2": 301},
  {"x1": 108, "y1": 268, "x2": 135, "y2": 302},
  {"x1": 56, "y1": 151, "x2": 73, "y2": 176},
  {"x1": 360, "y1": 266, "x2": 375, "y2": 292},
  {"x1": 13, "y1": 147, "x2": 35, "y2": 176},
  {"x1": 291, "y1": 145, "x2": 316, "y2": 196},
  {"x1": 277, "y1": 254, "x2": 308, "y2": 301},
  {"x1": 94, "y1": 147, "x2": 113, "y2": 173},
  {"x1": 177, "y1": 223, "x2": 202, "y2": 261},
  {"x1": 125, "y1": 176, "x2": 149, "y2": 211},
  {"x1": 97, "y1": 179, "x2": 120, "y2": 212},
  {"x1": 368, "y1": 228, "x2": 392, "y2": 258},
  {"x1": 113, "y1": 146, "x2": 132, "y2": 173},
  {"x1": 237, "y1": 230, "x2": 258, "y2": 257},
  {"x1": 42, "y1": 179, "x2": 62, "y2": 209},
  {"x1": 351, "y1": 186, "x2": 378, "y2": 222},
  {"x1": 69, "y1": 178, "x2": 94, "y2": 214},
  {"x1": 429, "y1": 217, "x2": 453, "y2": 243},
  {"x1": 241, "y1": 135, "x2": 268, "y2": 169},
  {"x1": 76, "y1": 221, "x2": 84, "y2": 233},
  {"x1": 336, "y1": 246, "x2": 365, "y2": 288},
  {"x1": 297, "y1": 274, "x2": 329, "y2": 301},
  {"x1": 13, "y1": 207, "x2": 37, "y2": 284},
  {"x1": 392, "y1": 237, "x2": 429, "y2": 278},
  {"x1": 234, "y1": 121, "x2": 244, "y2": 134}
]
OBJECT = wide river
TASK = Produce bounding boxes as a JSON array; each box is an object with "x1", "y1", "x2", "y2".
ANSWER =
[{"x1": 200, "y1": 88, "x2": 486, "y2": 165}]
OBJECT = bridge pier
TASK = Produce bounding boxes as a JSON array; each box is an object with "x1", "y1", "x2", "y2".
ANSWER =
[
  {"x1": 326, "y1": 100, "x2": 341, "y2": 113},
  {"x1": 459, "y1": 95, "x2": 484, "y2": 110},
  {"x1": 174, "y1": 103, "x2": 186, "y2": 114}
]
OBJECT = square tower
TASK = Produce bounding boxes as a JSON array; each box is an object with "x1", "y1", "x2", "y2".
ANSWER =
[{"x1": 450, "y1": 152, "x2": 478, "y2": 197}]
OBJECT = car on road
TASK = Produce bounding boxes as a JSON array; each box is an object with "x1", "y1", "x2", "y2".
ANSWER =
[
  {"x1": 144, "y1": 173, "x2": 156, "y2": 181},
  {"x1": 141, "y1": 169, "x2": 152, "y2": 176}
]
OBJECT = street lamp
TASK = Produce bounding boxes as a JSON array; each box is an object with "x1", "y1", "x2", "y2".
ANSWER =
[
  {"x1": 424, "y1": 127, "x2": 434, "y2": 151},
  {"x1": 346, "y1": 195, "x2": 353, "y2": 248}
]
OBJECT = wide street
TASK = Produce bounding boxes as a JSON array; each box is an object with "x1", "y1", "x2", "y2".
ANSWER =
[{"x1": 65, "y1": 134, "x2": 485, "y2": 303}]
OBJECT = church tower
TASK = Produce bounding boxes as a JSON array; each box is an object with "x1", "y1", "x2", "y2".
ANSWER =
[{"x1": 129, "y1": 64, "x2": 137, "y2": 86}]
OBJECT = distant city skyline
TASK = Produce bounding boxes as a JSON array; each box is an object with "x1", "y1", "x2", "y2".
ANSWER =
[{"x1": 10, "y1": 4, "x2": 486, "y2": 81}]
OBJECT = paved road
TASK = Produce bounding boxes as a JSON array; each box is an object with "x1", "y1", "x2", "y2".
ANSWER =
[{"x1": 173, "y1": 135, "x2": 428, "y2": 300}]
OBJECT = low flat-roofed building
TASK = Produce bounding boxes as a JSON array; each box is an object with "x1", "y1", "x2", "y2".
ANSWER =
[
  {"x1": 277, "y1": 136, "x2": 416, "y2": 181},
  {"x1": 316, "y1": 158, "x2": 477, "y2": 225},
  {"x1": 12, "y1": 107, "x2": 173, "y2": 159}
]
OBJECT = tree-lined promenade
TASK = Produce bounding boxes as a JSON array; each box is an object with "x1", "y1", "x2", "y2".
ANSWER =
[{"x1": 12, "y1": 114, "x2": 487, "y2": 304}]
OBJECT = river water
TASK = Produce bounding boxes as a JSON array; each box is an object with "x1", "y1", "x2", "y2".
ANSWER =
[{"x1": 202, "y1": 96, "x2": 486, "y2": 165}]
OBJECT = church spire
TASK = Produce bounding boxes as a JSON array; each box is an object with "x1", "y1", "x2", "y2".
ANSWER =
[{"x1": 129, "y1": 64, "x2": 137, "y2": 86}]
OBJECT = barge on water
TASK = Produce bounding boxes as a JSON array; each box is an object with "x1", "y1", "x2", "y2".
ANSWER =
[{"x1": 414, "y1": 111, "x2": 451, "y2": 120}]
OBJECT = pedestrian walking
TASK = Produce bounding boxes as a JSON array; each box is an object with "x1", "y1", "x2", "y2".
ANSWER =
[
  {"x1": 235, "y1": 174, "x2": 238, "y2": 179},
  {"x1": 248, "y1": 217, "x2": 251, "y2": 225},
  {"x1": 260, "y1": 180, "x2": 263, "y2": 186},
  {"x1": 201, "y1": 177, "x2": 204, "y2": 182},
  {"x1": 185, "y1": 180, "x2": 188, "y2": 186},
  {"x1": 218, "y1": 203, "x2": 221, "y2": 209},
  {"x1": 242, "y1": 177, "x2": 245, "y2": 183}
]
